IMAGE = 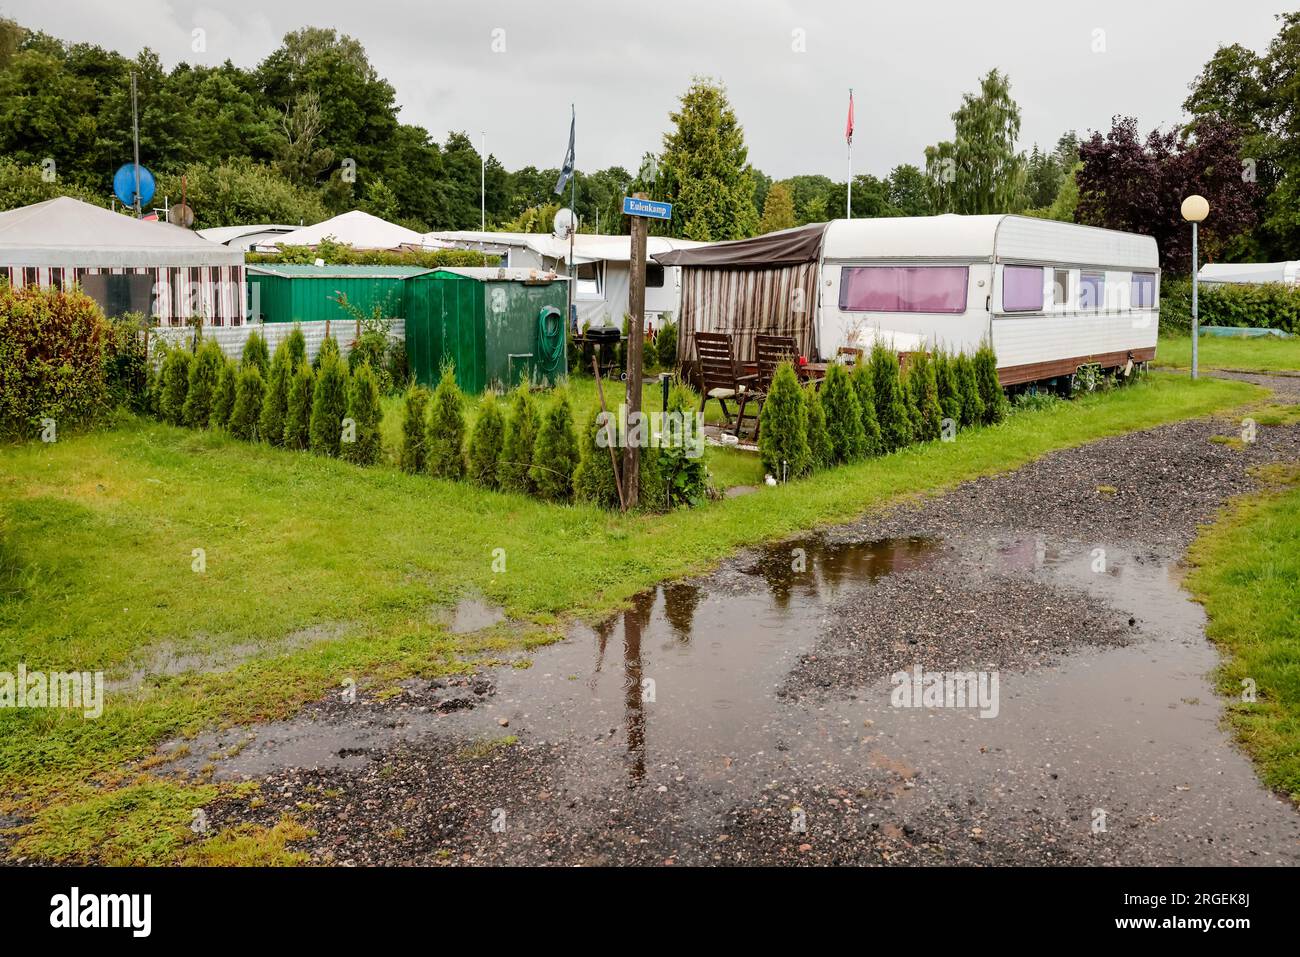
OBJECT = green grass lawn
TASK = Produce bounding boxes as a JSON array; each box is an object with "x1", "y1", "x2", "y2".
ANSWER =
[
  {"x1": 1186, "y1": 464, "x2": 1300, "y2": 804},
  {"x1": 0, "y1": 371, "x2": 1266, "y2": 862},
  {"x1": 1156, "y1": 333, "x2": 1300, "y2": 374}
]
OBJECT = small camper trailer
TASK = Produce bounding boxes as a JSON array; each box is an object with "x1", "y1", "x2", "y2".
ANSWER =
[{"x1": 656, "y1": 215, "x2": 1160, "y2": 386}]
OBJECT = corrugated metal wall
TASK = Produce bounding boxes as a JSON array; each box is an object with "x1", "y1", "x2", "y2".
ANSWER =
[
  {"x1": 676, "y1": 263, "x2": 820, "y2": 368},
  {"x1": 404, "y1": 274, "x2": 567, "y2": 394},
  {"x1": 249, "y1": 273, "x2": 409, "y2": 324}
]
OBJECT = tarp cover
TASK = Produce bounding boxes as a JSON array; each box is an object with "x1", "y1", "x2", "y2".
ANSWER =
[
  {"x1": 0, "y1": 196, "x2": 244, "y2": 267},
  {"x1": 653, "y1": 222, "x2": 827, "y2": 268}
]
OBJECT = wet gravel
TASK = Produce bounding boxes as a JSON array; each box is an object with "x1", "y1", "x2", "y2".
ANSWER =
[{"x1": 151, "y1": 374, "x2": 1300, "y2": 866}]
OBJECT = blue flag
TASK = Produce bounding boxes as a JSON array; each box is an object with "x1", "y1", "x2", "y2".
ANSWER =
[{"x1": 554, "y1": 106, "x2": 575, "y2": 195}]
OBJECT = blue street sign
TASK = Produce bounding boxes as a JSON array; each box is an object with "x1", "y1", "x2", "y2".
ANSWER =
[{"x1": 622, "y1": 196, "x2": 672, "y2": 220}]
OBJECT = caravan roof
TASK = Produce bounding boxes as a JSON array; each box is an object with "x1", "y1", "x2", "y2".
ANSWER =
[
  {"x1": 656, "y1": 215, "x2": 1157, "y2": 272},
  {"x1": 1198, "y1": 261, "x2": 1299, "y2": 285},
  {"x1": 823, "y1": 215, "x2": 1157, "y2": 269}
]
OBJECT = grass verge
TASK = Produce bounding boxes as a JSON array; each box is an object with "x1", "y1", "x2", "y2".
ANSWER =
[
  {"x1": 1185, "y1": 463, "x2": 1300, "y2": 804},
  {"x1": 1156, "y1": 333, "x2": 1300, "y2": 374}
]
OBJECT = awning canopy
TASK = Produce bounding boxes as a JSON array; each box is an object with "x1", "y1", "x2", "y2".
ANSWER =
[
  {"x1": 0, "y1": 196, "x2": 243, "y2": 267},
  {"x1": 653, "y1": 223, "x2": 827, "y2": 268}
]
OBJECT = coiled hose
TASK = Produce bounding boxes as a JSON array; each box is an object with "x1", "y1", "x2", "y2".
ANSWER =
[{"x1": 536, "y1": 306, "x2": 566, "y2": 381}]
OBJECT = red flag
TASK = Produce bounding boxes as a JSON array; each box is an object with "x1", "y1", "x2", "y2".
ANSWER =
[{"x1": 845, "y1": 90, "x2": 854, "y2": 145}]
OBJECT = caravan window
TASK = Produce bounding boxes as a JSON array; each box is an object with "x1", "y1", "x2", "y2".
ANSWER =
[
  {"x1": 1052, "y1": 269, "x2": 1070, "y2": 307},
  {"x1": 1079, "y1": 272, "x2": 1106, "y2": 311},
  {"x1": 575, "y1": 261, "x2": 603, "y2": 299},
  {"x1": 1002, "y1": 265, "x2": 1044, "y2": 312},
  {"x1": 645, "y1": 263, "x2": 665, "y2": 288},
  {"x1": 838, "y1": 265, "x2": 969, "y2": 314},
  {"x1": 1131, "y1": 272, "x2": 1156, "y2": 308}
]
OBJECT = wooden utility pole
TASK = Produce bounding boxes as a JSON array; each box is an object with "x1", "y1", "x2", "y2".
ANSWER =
[{"x1": 623, "y1": 192, "x2": 648, "y2": 510}]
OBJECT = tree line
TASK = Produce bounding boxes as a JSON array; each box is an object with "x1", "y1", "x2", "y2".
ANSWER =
[{"x1": 2, "y1": 13, "x2": 1295, "y2": 272}]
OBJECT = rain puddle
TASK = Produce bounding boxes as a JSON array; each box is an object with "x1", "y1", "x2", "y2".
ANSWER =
[{"x1": 163, "y1": 530, "x2": 1300, "y2": 860}]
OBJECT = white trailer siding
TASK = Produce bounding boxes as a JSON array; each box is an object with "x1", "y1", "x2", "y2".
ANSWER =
[{"x1": 817, "y1": 215, "x2": 1159, "y2": 384}]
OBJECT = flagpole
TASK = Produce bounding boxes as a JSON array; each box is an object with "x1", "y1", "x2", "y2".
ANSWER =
[
  {"x1": 846, "y1": 88, "x2": 852, "y2": 220},
  {"x1": 568, "y1": 105, "x2": 575, "y2": 336}
]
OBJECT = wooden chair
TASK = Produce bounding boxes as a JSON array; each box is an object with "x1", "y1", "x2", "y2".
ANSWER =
[
  {"x1": 738, "y1": 334, "x2": 801, "y2": 442},
  {"x1": 694, "y1": 332, "x2": 758, "y2": 435}
]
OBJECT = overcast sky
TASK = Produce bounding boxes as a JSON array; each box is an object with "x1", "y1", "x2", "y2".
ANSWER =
[{"x1": 4, "y1": 1, "x2": 1285, "y2": 179}]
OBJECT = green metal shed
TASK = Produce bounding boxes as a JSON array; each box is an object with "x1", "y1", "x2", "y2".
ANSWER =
[
  {"x1": 246, "y1": 264, "x2": 428, "y2": 324},
  {"x1": 404, "y1": 267, "x2": 569, "y2": 394}
]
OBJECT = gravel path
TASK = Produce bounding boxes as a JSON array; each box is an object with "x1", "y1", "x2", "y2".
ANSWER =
[{"x1": 174, "y1": 375, "x2": 1300, "y2": 866}]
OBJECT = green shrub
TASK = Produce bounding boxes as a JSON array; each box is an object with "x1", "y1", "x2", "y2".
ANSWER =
[
  {"x1": 0, "y1": 284, "x2": 111, "y2": 439},
  {"x1": 282, "y1": 362, "x2": 315, "y2": 450},
  {"x1": 904, "y1": 351, "x2": 944, "y2": 442},
  {"x1": 974, "y1": 341, "x2": 1008, "y2": 424},
  {"x1": 228, "y1": 364, "x2": 265, "y2": 441},
  {"x1": 1160, "y1": 277, "x2": 1300, "y2": 335},
  {"x1": 211, "y1": 357, "x2": 237, "y2": 428},
  {"x1": 804, "y1": 382, "x2": 832, "y2": 471},
  {"x1": 103, "y1": 314, "x2": 150, "y2": 413},
  {"x1": 574, "y1": 404, "x2": 622, "y2": 508},
  {"x1": 758, "y1": 361, "x2": 810, "y2": 480},
  {"x1": 425, "y1": 366, "x2": 467, "y2": 479},
  {"x1": 655, "y1": 320, "x2": 678, "y2": 370},
  {"x1": 653, "y1": 380, "x2": 709, "y2": 508},
  {"x1": 348, "y1": 330, "x2": 392, "y2": 395},
  {"x1": 182, "y1": 340, "x2": 224, "y2": 428},
  {"x1": 954, "y1": 352, "x2": 984, "y2": 428},
  {"x1": 314, "y1": 335, "x2": 340, "y2": 371},
  {"x1": 159, "y1": 347, "x2": 193, "y2": 426},
  {"x1": 284, "y1": 325, "x2": 307, "y2": 372},
  {"x1": 241, "y1": 329, "x2": 270, "y2": 377},
  {"x1": 309, "y1": 348, "x2": 349, "y2": 456},
  {"x1": 934, "y1": 350, "x2": 963, "y2": 428},
  {"x1": 341, "y1": 362, "x2": 382, "y2": 465},
  {"x1": 258, "y1": 342, "x2": 291, "y2": 446},
  {"x1": 467, "y1": 393, "x2": 506, "y2": 489},
  {"x1": 869, "y1": 343, "x2": 910, "y2": 451},
  {"x1": 531, "y1": 389, "x2": 580, "y2": 500},
  {"x1": 849, "y1": 360, "x2": 883, "y2": 456},
  {"x1": 398, "y1": 386, "x2": 431, "y2": 473},
  {"x1": 499, "y1": 382, "x2": 540, "y2": 494},
  {"x1": 388, "y1": 340, "x2": 411, "y2": 392},
  {"x1": 819, "y1": 362, "x2": 865, "y2": 463}
]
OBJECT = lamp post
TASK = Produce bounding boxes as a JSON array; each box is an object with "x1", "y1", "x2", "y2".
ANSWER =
[{"x1": 1181, "y1": 194, "x2": 1209, "y2": 380}]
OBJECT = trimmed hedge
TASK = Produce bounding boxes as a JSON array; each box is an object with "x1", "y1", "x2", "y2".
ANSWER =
[
  {"x1": 425, "y1": 366, "x2": 467, "y2": 480},
  {"x1": 282, "y1": 362, "x2": 314, "y2": 449},
  {"x1": 531, "y1": 389, "x2": 580, "y2": 501},
  {"x1": 467, "y1": 392, "x2": 505, "y2": 489},
  {"x1": 0, "y1": 284, "x2": 109, "y2": 439},
  {"x1": 758, "y1": 361, "x2": 810, "y2": 480},
  {"x1": 398, "y1": 385, "x2": 431, "y2": 474},
  {"x1": 1160, "y1": 277, "x2": 1300, "y2": 335}
]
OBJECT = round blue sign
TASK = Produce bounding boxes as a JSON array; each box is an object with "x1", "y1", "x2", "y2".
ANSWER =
[{"x1": 113, "y1": 163, "x2": 156, "y2": 207}]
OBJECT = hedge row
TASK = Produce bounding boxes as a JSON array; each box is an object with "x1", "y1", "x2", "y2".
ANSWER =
[
  {"x1": 1160, "y1": 278, "x2": 1300, "y2": 335},
  {"x1": 758, "y1": 342, "x2": 1008, "y2": 482},
  {"x1": 404, "y1": 368, "x2": 710, "y2": 511},
  {"x1": 153, "y1": 328, "x2": 383, "y2": 466}
]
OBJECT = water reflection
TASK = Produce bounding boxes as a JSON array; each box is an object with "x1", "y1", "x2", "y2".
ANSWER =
[{"x1": 586, "y1": 536, "x2": 941, "y2": 785}]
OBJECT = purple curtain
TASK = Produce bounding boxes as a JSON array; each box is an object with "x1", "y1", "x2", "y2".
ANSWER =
[
  {"x1": 839, "y1": 266, "x2": 969, "y2": 313},
  {"x1": 1002, "y1": 265, "x2": 1044, "y2": 311}
]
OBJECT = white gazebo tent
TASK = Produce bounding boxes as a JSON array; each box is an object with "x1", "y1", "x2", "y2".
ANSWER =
[
  {"x1": 254, "y1": 210, "x2": 422, "y2": 252},
  {"x1": 0, "y1": 196, "x2": 246, "y2": 325}
]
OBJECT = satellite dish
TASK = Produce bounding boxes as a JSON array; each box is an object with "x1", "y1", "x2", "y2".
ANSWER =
[
  {"x1": 553, "y1": 207, "x2": 576, "y2": 239},
  {"x1": 167, "y1": 203, "x2": 195, "y2": 228},
  {"x1": 113, "y1": 163, "x2": 156, "y2": 207}
]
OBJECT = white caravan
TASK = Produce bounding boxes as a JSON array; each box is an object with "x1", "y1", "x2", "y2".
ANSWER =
[{"x1": 818, "y1": 215, "x2": 1160, "y2": 384}]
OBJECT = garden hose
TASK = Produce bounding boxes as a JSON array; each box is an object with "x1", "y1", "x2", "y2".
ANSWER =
[{"x1": 537, "y1": 306, "x2": 566, "y2": 380}]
